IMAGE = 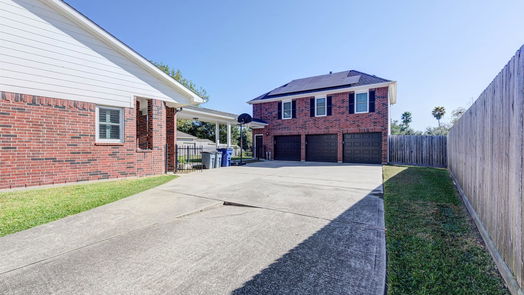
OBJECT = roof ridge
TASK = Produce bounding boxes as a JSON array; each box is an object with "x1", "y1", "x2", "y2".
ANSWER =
[
  {"x1": 349, "y1": 70, "x2": 390, "y2": 82},
  {"x1": 288, "y1": 70, "x2": 349, "y2": 82},
  {"x1": 248, "y1": 69, "x2": 393, "y2": 103}
]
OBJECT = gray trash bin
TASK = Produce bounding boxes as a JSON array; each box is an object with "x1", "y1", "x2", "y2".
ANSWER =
[
  {"x1": 202, "y1": 152, "x2": 216, "y2": 169},
  {"x1": 214, "y1": 151, "x2": 222, "y2": 168}
]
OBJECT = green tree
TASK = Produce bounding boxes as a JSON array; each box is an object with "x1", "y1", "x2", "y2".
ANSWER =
[
  {"x1": 177, "y1": 119, "x2": 215, "y2": 140},
  {"x1": 424, "y1": 107, "x2": 467, "y2": 135},
  {"x1": 237, "y1": 126, "x2": 252, "y2": 151},
  {"x1": 400, "y1": 111, "x2": 412, "y2": 132},
  {"x1": 450, "y1": 107, "x2": 466, "y2": 126},
  {"x1": 177, "y1": 120, "x2": 252, "y2": 150},
  {"x1": 424, "y1": 125, "x2": 449, "y2": 136},
  {"x1": 391, "y1": 112, "x2": 421, "y2": 135},
  {"x1": 152, "y1": 61, "x2": 209, "y2": 102},
  {"x1": 391, "y1": 120, "x2": 403, "y2": 135},
  {"x1": 431, "y1": 106, "x2": 446, "y2": 127}
]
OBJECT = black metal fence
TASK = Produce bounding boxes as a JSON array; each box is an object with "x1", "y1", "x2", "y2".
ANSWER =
[{"x1": 175, "y1": 145, "x2": 203, "y2": 173}]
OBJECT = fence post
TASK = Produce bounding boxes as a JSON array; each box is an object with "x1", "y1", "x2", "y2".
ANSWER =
[{"x1": 175, "y1": 144, "x2": 178, "y2": 173}]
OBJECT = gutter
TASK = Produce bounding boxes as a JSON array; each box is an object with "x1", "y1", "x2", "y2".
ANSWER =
[{"x1": 248, "y1": 81, "x2": 397, "y2": 105}]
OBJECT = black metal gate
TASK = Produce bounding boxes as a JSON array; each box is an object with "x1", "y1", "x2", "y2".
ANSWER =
[{"x1": 175, "y1": 145, "x2": 204, "y2": 172}]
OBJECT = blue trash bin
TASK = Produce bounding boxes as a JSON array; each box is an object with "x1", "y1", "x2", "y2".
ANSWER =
[{"x1": 217, "y1": 148, "x2": 233, "y2": 167}]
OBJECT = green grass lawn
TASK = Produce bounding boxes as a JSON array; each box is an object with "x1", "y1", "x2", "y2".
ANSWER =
[
  {"x1": 383, "y1": 165, "x2": 509, "y2": 295},
  {"x1": 0, "y1": 175, "x2": 176, "y2": 237}
]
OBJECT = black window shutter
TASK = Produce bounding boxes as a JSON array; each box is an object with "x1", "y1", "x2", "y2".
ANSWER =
[
  {"x1": 369, "y1": 90, "x2": 376, "y2": 112},
  {"x1": 327, "y1": 96, "x2": 332, "y2": 116},
  {"x1": 277, "y1": 102, "x2": 282, "y2": 119},
  {"x1": 348, "y1": 93, "x2": 355, "y2": 114},
  {"x1": 292, "y1": 100, "x2": 297, "y2": 118},
  {"x1": 310, "y1": 98, "x2": 315, "y2": 117}
]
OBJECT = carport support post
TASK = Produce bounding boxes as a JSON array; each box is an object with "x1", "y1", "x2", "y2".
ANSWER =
[
  {"x1": 215, "y1": 122, "x2": 220, "y2": 148},
  {"x1": 227, "y1": 123, "x2": 232, "y2": 147}
]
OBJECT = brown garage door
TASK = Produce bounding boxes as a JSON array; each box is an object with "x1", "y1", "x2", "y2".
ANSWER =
[
  {"x1": 274, "y1": 135, "x2": 301, "y2": 161},
  {"x1": 306, "y1": 134, "x2": 338, "y2": 162},
  {"x1": 343, "y1": 132, "x2": 382, "y2": 164}
]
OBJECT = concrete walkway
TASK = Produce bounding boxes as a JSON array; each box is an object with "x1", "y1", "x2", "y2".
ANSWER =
[{"x1": 0, "y1": 161, "x2": 385, "y2": 295}]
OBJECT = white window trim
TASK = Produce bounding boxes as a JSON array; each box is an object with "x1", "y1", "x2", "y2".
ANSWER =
[
  {"x1": 95, "y1": 105, "x2": 124, "y2": 143},
  {"x1": 355, "y1": 90, "x2": 369, "y2": 114},
  {"x1": 282, "y1": 100, "x2": 293, "y2": 120},
  {"x1": 315, "y1": 96, "x2": 327, "y2": 117}
]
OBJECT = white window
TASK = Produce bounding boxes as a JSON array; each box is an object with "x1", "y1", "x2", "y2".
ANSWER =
[
  {"x1": 315, "y1": 97, "x2": 327, "y2": 117},
  {"x1": 355, "y1": 91, "x2": 369, "y2": 113},
  {"x1": 96, "y1": 106, "x2": 124, "y2": 142},
  {"x1": 282, "y1": 100, "x2": 292, "y2": 119}
]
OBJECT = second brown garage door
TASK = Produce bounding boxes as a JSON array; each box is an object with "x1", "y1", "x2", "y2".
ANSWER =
[
  {"x1": 306, "y1": 134, "x2": 338, "y2": 162},
  {"x1": 274, "y1": 135, "x2": 301, "y2": 161},
  {"x1": 343, "y1": 132, "x2": 382, "y2": 164}
]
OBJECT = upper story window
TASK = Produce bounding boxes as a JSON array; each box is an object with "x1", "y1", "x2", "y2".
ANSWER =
[
  {"x1": 96, "y1": 106, "x2": 123, "y2": 142},
  {"x1": 355, "y1": 91, "x2": 369, "y2": 113},
  {"x1": 315, "y1": 97, "x2": 327, "y2": 117},
  {"x1": 282, "y1": 100, "x2": 292, "y2": 119}
]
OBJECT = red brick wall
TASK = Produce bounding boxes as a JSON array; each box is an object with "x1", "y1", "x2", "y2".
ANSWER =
[
  {"x1": 136, "y1": 99, "x2": 166, "y2": 176},
  {"x1": 136, "y1": 100, "x2": 151, "y2": 150},
  {"x1": 0, "y1": 91, "x2": 170, "y2": 189},
  {"x1": 166, "y1": 106, "x2": 177, "y2": 172},
  {"x1": 252, "y1": 87, "x2": 390, "y2": 163}
]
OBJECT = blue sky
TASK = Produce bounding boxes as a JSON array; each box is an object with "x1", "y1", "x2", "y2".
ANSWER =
[{"x1": 65, "y1": 0, "x2": 524, "y2": 131}]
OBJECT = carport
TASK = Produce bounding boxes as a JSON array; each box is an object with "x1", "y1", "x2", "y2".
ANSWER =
[{"x1": 177, "y1": 106, "x2": 267, "y2": 148}]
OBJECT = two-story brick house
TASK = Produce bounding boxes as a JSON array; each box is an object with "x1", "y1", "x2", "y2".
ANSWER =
[{"x1": 249, "y1": 70, "x2": 397, "y2": 164}]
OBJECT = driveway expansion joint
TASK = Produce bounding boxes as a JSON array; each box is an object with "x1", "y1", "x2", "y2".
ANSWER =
[{"x1": 159, "y1": 189, "x2": 386, "y2": 231}]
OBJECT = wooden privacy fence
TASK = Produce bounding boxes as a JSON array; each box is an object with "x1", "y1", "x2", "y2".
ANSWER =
[
  {"x1": 388, "y1": 135, "x2": 447, "y2": 167},
  {"x1": 448, "y1": 45, "x2": 524, "y2": 295}
]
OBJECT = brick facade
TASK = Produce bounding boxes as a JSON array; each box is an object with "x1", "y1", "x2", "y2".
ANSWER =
[
  {"x1": 0, "y1": 91, "x2": 177, "y2": 189},
  {"x1": 252, "y1": 87, "x2": 389, "y2": 163}
]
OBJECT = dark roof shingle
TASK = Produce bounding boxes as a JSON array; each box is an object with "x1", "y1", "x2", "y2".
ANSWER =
[{"x1": 250, "y1": 70, "x2": 390, "y2": 102}]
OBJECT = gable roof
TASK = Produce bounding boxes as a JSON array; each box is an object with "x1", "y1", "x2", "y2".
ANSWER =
[
  {"x1": 177, "y1": 131, "x2": 197, "y2": 139},
  {"x1": 44, "y1": 0, "x2": 204, "y2": 105},
  {"x1": 249, "y1": 70, "x2": 394, "y2": 103}
]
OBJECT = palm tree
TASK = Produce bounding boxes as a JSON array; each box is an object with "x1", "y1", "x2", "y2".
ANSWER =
[{"x1": 432, "y1": 106, "x2": 446, "y2": 127}]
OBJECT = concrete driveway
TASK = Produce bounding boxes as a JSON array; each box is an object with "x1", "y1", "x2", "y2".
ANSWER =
[{"x1": 0, "y1": 161, "x2": 385, "y2": 295}]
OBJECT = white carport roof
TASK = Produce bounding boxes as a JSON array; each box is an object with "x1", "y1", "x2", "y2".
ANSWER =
[{"x1": 178, "y1": 106, "x2": 267, "y2": 129}]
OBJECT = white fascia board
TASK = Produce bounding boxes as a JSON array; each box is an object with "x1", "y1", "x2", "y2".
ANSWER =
[
  {"x1": 388, "y1": 81, "x2": 397, "y2": 104},
  {"x1": 248, "y1": 81, "x2": 396, "y2": 105},
  {"x1": 177, "y1": 108, "x2": 237, "y2": 124},
  {"x1": 248, "y1": 122, "x2": 268, "y2": 129},
  {"x1": 43, "y1": 0, "x2": 204, "y2": 105}
]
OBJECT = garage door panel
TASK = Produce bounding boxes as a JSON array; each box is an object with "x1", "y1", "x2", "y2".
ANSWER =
[
  {"x1": 274, "y1": 135, "x2": 301, "y2": 161},
  {"x1": 306, "y1": 134, "x2": 338, "y2": 162},
  {"x1": 343, "y1": 132, "x2": 382, "y2": 164}
]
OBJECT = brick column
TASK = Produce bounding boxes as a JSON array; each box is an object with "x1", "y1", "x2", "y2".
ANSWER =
[
  {"x1": 337, "y1": 132, "x2": 343, "y2": 163},
  {"x1": 147, "y1": 99, "x2": 153, "y2": 149},
  {"x1": 301, "y1": 133, "x2": 306, "y2": 161},
  {"x1": 166, "y1": 107, "x2": 177, "y2": 172}
]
